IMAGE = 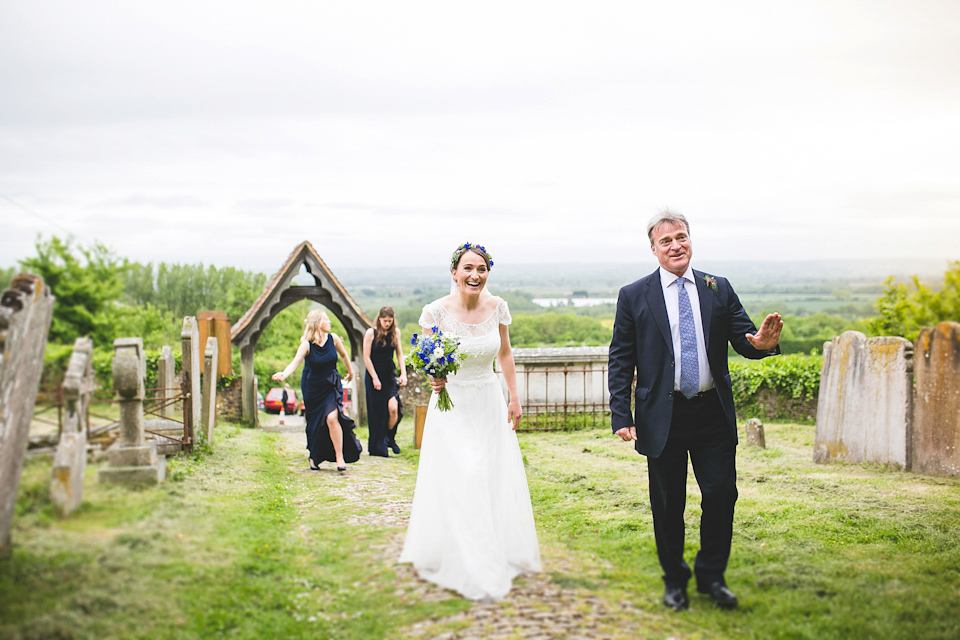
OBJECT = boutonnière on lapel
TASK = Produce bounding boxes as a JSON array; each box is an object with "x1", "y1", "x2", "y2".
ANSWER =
[{"x1": 703, "y1": 275, "x2": 717, "y2": 291}]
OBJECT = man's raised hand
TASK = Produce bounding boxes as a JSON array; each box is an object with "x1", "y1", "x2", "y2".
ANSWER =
[{"x1": 746, "y1": 312, "x2": 783, "y2": 351}]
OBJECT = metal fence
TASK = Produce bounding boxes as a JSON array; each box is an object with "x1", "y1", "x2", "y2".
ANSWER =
[{"x1": 500, "y1": 363, "x2": 611, "y2": 431}]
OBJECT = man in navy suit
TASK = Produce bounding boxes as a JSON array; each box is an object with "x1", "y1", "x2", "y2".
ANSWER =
[{"x1": 608, "y1": 209, "x2": 782, "y2": 611}]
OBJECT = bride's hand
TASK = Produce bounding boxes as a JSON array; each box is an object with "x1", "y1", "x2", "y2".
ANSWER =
[
  {"x1": 429, "y1": 376, "x2": 446, "y2": 392},
  {"x1": 508, "y1": 398, "x2": 522, "y2": 430}
]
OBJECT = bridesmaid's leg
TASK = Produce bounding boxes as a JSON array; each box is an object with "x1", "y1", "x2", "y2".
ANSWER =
[
  {"x1": 326, "y1": 409, "x2": 345, "y2": 468},
  {"x1": 387, "y1": 396, "x2": 400, "y2": 453}
]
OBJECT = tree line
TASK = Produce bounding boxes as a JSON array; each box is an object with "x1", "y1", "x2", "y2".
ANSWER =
[{"x1": 6, "y1": 235, "x2": 958, "y2": 357}]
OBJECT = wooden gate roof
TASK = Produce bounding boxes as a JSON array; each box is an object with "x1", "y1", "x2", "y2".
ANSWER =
[{"x1": 230, "y1": 241, "x2": 372, "y2": 357}]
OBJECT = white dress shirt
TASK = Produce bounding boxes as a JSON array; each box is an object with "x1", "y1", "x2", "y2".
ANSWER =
[{"x1": 659, "y1": 266, "x2": 715, "y2": 393}]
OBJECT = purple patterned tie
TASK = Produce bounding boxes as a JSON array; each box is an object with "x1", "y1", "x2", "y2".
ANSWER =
[{"x1": 676, "y1": 277, "x2": 699, "y2": 399}]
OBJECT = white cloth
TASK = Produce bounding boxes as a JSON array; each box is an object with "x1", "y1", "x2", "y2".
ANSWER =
[
  {"x1": 658, "y1": 266, "x2": 714, "y2": 393},
  {"x1": 399, "y1": 297, "x2": 541, "y2": 600}
]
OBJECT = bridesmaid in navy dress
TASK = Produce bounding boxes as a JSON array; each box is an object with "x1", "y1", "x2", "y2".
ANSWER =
[
  {"x1": 273, "y1": 310, "x2": 361, "y2": 472},
  {"x1": 362, "y1": 307, "x2": 407, "y2": 456}
]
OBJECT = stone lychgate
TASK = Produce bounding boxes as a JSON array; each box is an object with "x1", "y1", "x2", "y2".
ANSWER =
[{"x1": 231, "y1": 241, "x2": 373, "y2": 426}]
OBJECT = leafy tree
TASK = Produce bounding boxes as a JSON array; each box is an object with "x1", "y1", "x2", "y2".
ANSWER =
[
  {"x1": 20, "y1": 236, "x2": 128, "y2": 345},
  {"x1": 866, "y1": 262, "x2": 960, "y2": 341},
  {"x1": 0, "y1": 266, "x2": 16, "y2": 289}
]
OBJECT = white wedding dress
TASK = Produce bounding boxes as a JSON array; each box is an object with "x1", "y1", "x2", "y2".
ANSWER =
[{"x1": 399, "y1": 297, "x2": 541, "y2": 601}]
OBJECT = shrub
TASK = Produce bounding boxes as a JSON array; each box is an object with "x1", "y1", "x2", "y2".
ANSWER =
[{"x1": 730, "y1": 353, "x2": 822, "y2": 424}]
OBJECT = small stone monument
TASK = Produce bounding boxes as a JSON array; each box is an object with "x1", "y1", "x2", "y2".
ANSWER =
[
  {"x1": 99, "y1": 338, "x2": 165, "y2": 486},
  {"x1": 157, "y1": 345, "x2": 176, "y2": 419},
  {"x1": 201, "y1": 336, "x2": 218, "y2": 444},
  {"x1": 0, "y1": 274, "x2": 54, "y2": 555},
  {"x1": 744, "y1": 418, "x2": 766, "y2": 448},
  {"x1": 912, "y1": 321, "x2": 960, "y2": 477},
  {"x1": 181, "y1": 317, "x2": 202, "y2": 447},
  {"x1": 50, "y1": 337, "x2": 93, "y2": 514}
]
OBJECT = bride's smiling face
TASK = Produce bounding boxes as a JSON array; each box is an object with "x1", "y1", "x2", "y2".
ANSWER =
[{"x1": 452, "y1": 250, "x2": 489, "y2": 296}]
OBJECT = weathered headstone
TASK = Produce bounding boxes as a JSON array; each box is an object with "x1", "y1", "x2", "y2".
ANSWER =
[
  {"x1": 181, "y1": 317, "x2": 201, "y2": 447},
  {"x1": 201, "y1": 336, "x2": 218, "y2": 444},
  {"x1": 157, "y1": 345, "x2": 176, "y2": 419},
  {"x1": 99, "y1": 338, "x2": 165, "y2": 486},
  {"x1": 50, "y1": 337, "x2": 93, "y2": 515},
  {"x1": 0, "y1": 274, "x2": 54, "y2": 555},
  {"x1": 744, "y1": 418, "x2": 766, "y2": 448},
  {"x1": 814, "y1": 331, "x2": 913, "y2": 467},
  {"x1": 912, "y1": 322, "x2": 960, "y2": 477}
]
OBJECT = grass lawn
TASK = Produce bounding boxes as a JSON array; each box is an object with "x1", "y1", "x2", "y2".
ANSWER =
[{"x1": 2, "y1": 419, "x2": 959, "y2": 639}]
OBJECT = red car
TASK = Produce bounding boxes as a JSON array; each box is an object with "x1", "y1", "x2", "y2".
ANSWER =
[{"x1": 264, "y1": 387, "x2": 298, "y2": 414}]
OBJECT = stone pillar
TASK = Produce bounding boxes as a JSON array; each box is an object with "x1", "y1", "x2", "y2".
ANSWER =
[
  {"x1": 50, "y1": 337, "x2": 93, "y2": 515},
  {"x1": 241, "y1": 342, "x2": 256, "y2": 427},
  {"x1": 201, "y1": 336, "x2": 218, "y2": 444},
  {"x1": 814, "y1": 331, "x2": 913, "y2": 468},
  {"x1": 157, "y1": 345, "x2": 176, "y2": 419},
  {"x1": 181, "y1": 317, "x2": 202, "y2": 446},
  {"x1": 912, "y1": 322, "x2": 960, "y2": 477},
  {"x1": 99, "y1": 338, "x2": 165, "y2": 486},
  {"x1": 0, "y1": 274, "x2": 54, "y2": 556}
]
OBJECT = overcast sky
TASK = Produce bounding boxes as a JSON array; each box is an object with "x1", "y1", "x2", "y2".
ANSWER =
[{"x1": 2, "y1": 1, "x2": 958, "y2": 276}]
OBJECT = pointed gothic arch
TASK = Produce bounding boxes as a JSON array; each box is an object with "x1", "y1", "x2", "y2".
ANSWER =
[{"x1": 231, "y1": 241, "x2": 372, "y2": 425}]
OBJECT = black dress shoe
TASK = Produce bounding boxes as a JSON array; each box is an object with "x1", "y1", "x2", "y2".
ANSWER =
[
  {"x1": 699, "y1": 582, "x2": 738, "y2": 609},
  {"x1": 663, "y1": 585, "x2": 689, "y2": 611},
  {"x1": 390, "y1": 442, "x2": 401, "y2": 455}
]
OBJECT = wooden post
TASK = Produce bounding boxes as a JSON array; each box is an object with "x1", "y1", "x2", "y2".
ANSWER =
[{"x1": 414, "y1": 405, "x2": 428, "y2": 449}]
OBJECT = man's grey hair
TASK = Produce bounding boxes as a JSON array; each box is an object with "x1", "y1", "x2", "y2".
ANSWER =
[{"x1": 646, "y1": 209, "x2": 690, "y2": 245}]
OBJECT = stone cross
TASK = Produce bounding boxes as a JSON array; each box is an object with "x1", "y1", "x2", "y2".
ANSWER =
[
  {"x1": 0, "y1": 274, "x2": 54, "y2": 555},
  {"x1": 50, "y1": 337, "x2": 93, "y2": 515}
]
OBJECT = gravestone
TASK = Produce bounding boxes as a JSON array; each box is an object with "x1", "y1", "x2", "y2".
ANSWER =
[
  {"x1": 0, "y1": 274, "x2": 54, "y2": 555},
  {"x1": 50, "y1": 337, "x2": 93, "y2": 515},
  {"x1": 181, "y1": 317, "x2": 201, "y2": 447},
  {"x1": 744, "y1": 418, "x2": 766, "y2": 448},
  {"x1": 201, "y1": 336, "x2": 218, "y2": 444},
  {"x1": 99, "y1": 338, "x2": 165, "y2": 486},
  {"x1": 157, "y1": 345, "x2": 176, "y2": 419},
  {"x1": 814, "y1": 331, "x2": 913, "y2": 467},
  {"x1": 912, "y1": 322, "x2": 960, "y2": 477}
]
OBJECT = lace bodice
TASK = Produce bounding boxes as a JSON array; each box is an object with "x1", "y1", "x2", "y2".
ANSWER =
[{"x1": 419, "y1": 297, "x2": 511, "y2": 384}]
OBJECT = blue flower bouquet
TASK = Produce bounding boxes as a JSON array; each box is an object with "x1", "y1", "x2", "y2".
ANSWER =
[{"x1": 406, "y1": 327, "x2": 466, "y2": 411}]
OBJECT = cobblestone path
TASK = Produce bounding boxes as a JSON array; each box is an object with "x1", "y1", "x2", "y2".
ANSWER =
[{"x1": 278, "y1": 428, "x2": 682, "y2": 640}]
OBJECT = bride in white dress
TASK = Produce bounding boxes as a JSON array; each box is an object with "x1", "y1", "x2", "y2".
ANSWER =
[{"x1": 400, "y1": 243, "x2": 541, "y2": 601}]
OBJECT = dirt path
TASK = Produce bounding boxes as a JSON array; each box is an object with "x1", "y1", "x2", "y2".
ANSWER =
[{"x1": 275, "y1": 428, "x2": 678, "y2": 640}]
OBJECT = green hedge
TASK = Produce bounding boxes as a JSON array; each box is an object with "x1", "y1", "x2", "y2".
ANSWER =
[{"x1": 730, "y1": 353, "x2": 822, "y2": 424}]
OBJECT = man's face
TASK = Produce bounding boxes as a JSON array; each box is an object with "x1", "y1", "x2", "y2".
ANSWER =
[{"x1": 650, "y1": 221, "x2": 692, "y2": 277}]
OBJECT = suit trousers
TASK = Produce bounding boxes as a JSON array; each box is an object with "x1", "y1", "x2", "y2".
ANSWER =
[{"x1": 647, "y1": 388, "x2": 738, "y2": 589}]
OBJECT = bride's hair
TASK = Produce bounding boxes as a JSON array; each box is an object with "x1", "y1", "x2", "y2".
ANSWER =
[
  {"x1": 302, "y1": 310, "x2": 329, "y2": 344},
  {"x1": 450, "y1": 242, "x2": 493, "y2": 271},
  {"x1": 373, "y1": 307, "x2": 396, "y2": 346}
]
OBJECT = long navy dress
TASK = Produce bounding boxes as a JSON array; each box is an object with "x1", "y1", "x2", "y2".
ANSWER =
[
  {"x1": 365, "y1": 338, "x2": 404, "y2": 456},
  {"x1": 301, "y1": 337, "x2": 362, "y2": 465}
]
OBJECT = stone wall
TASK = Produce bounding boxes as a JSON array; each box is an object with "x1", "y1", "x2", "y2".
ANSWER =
[
  {"x1": 814, "y1": 331, "x2": 913, "y2": 467},
  {"x1": 217, "y1": 377, "x2": 244, "y2": 423},
  {"x1": 912, "y1": 322, "x2": 960, "y2": 477}
]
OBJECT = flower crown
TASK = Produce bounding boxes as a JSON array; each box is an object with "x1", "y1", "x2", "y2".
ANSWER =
[{"x1": 450, "y1": 242, "x2": 494, "y2": 270}]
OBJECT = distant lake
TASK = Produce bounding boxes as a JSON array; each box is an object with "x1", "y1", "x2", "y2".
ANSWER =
[{"x1": 532, "y1": 297, "x2": 618, "y2": 308}]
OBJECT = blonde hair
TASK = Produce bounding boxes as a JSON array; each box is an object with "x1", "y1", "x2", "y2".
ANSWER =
[{"x1": 302, "y1": 310, "x2": 329, "y2": 344}]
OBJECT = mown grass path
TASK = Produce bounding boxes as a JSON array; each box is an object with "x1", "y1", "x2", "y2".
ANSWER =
[{"x1": 3, "y1": 419, "x2": 960, "y2": 639}]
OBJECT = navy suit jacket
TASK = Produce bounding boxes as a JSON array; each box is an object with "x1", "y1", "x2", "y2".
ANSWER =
[{"x1": 608, "y1": 268, "x2": 779, "y2": 458}]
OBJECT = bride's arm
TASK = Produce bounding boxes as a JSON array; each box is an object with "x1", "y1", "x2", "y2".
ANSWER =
[{"x1": 497, "y1": 324, "x2": 522, "y2": 430}]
